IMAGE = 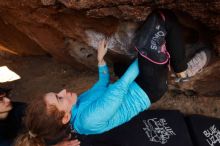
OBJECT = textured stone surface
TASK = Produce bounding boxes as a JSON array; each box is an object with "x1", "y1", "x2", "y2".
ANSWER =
[
  {"x1": 56, "y1": 0, "x2": 220, "y2": 31},
  {"x1": 0, "y1": 0, "x2": 219, "y2": 96},
  {"x1": 0, "y1": 17, "x2": 46, "y2": 55}
]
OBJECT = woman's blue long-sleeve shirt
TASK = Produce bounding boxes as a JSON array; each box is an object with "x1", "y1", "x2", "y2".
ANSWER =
[{"x1": 70, "y1": 59, "x2": 151, "y2": 134}]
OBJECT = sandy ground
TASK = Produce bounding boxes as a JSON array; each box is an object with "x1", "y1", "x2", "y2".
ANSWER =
[{"x1": 0, "y1": 53, "x2": 219, "y2": 118}]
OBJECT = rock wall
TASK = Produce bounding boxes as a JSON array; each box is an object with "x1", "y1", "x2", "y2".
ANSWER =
[{"x1": 0, "y1": 0, "x2": 219, "y2": 96}]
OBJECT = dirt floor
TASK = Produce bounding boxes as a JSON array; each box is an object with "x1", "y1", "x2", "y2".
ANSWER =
[{"x1": 0, "y1": 53, "x2": 220, "y2": 118}]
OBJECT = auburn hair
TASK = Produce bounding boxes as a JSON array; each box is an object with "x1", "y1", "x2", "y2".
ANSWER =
[{"x1": 14, "y1": 95, "x2": 69, "y2": 146}]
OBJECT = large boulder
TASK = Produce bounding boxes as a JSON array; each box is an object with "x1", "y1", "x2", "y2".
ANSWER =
[{"x1": 0, "y1": 0, "x2": 219, "y2": 96}]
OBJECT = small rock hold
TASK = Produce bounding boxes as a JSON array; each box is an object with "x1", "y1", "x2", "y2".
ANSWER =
[
  {"x1": 184, "y1": 89, "x2": 197, "y2": 97},
  {"x1": 169, "y1": 89, "x2": 183, "y2": 97},
  {"x1": 41, "y1": 0, "x2": 56, "y2": 6}
]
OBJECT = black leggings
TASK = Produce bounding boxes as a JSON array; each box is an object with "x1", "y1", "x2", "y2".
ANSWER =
[
  {"x1": 114, "y1": 9, "x2": 188, "y2": 103},
  {"x1": 114, "y1": 54, "x2": 168, "y2": 103}
]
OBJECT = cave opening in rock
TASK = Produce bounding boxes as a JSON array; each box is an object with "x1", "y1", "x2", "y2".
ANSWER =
[
  {"x1": 0, "y1": 1, "x2": 219, "y2": 145},
  {"x1": 0, "y1": 0, "x2": 219, "y2": 117}
]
